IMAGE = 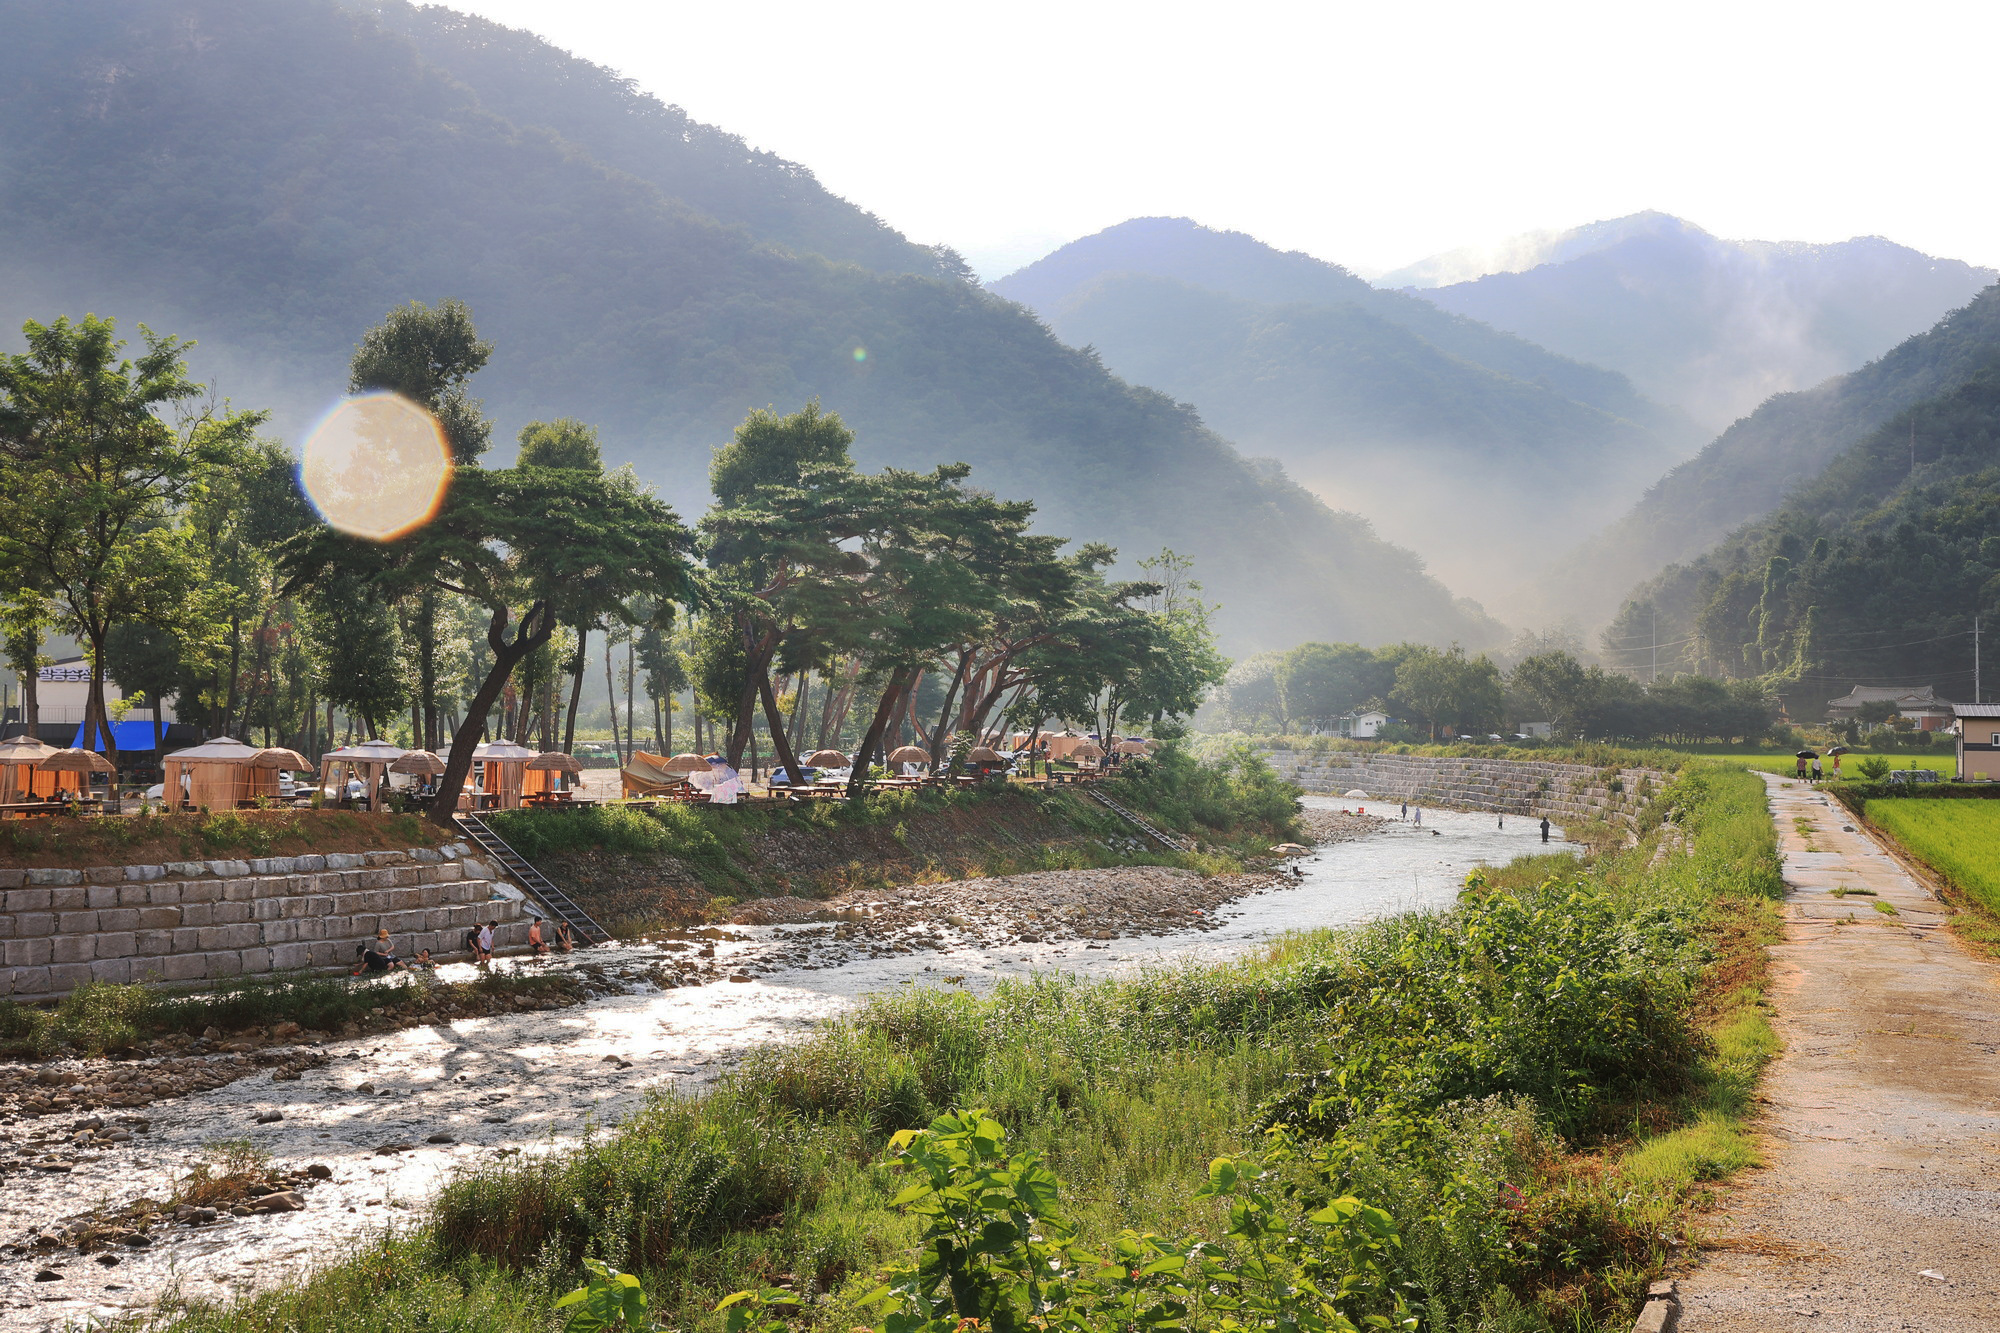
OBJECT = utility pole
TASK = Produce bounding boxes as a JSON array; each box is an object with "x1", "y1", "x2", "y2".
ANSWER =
[
  {"x1": 1977, "y1": 615, "x2": 1982, "y2": 704},
  {"x1": 1650, "y1": 607, "x2": 1658, "y2": 684}
]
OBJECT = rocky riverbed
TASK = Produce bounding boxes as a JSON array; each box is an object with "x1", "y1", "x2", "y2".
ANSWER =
[{"x1": 0, "y1": 810, "x2": 1398, "y2": 1331}]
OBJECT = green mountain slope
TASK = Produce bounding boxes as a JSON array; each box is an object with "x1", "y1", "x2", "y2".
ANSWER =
[
  {"x1": 0, "y1": 0, "x2": 1493, "y2": 654},
  {"x1": 988, "y1": 218, "x2": 1697, "y2": 610},
  {"x1": 1599, "y1": 359, "x2": 2000, "y2": 710},
  {"x1": 1417, "y1": 212, "x2": 1997, "y2": 430},
  {"x1": 359, "y1": 1, "x2": 966, "y2": 281},
  {"x1": 1550, "y1": 288, "x2": 2000, "y2": 626}
]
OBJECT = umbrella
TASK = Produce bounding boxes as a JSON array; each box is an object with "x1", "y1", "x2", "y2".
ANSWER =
[
  {"x1": 250, "y1": 747, "x2": 312, "y2": 770},
  {"x1": 1115, "y1": 740, "x2": 1151, "y2": 754},
  {"x1": 967, "y1": 746, "x2": 1005, "y2": 763},
  {"x1": 804, "y1": 749, "x2": 850, "y2": 767},
  {"x1": 527, "y1": 751, "x2": 583, "y2": 773},
  {"x1": 389, "y1": 750, "x2": 447, "y2": 776},
  {"x1": 0, "y1": 735, "x2": 57, "y2": 764},
  {"x1": 1795, "y1": 750, "x2": 1819, "y2": 759},
  {"x1": 886, "y1": 745, "x2": 931, "y2": 764},
  {"x1": 1071, "y1": 741, "x2": 1105, "y2": 759},
  {"x1": 42, "y1": 747, "x2": 114, "y2": 774},
  {"x1": 661, "y1": 753, "x2": 712, "y2": 774},
  {"x1": 1826, "y1": 745, "x2": 1851, "y2": 756},
  {"x1": 1344, "y1": 789, "x2": 1369, "y2": 798}
]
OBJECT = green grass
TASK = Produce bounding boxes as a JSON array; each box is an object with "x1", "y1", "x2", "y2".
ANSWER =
[
  {"x1": 149, "y1": 762, "x2": 1781, "y2": 1333},
  {"x1": 1865, "y1": 799, "x2": 2000, "y2": 916}
]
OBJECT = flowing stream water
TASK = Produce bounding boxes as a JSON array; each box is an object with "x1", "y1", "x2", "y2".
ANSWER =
[{"x1": 0, "y1": 800, "x2": 1569, "y2": 1330}]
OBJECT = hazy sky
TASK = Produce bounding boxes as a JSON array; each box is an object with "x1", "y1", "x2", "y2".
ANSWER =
[{"x1": 447, "y1": 0, "x2": 2000, "y2": 280}]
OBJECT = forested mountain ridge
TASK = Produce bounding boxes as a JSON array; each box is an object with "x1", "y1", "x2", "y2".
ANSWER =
[
  {"x1": 1600, "y1": 358, "x2": 2000, "y2": 709},
  {"x1": 355, "y1": 0, "x2": 968, "y2": 281},
  {"x1": 1549, "y1": 286, "x2": 2000, "y2": 627},
  {"x1": 0, "y1": 0, "x2": 1494, "y2": 654},
  {"x1": 993, "y1": 217, "x2": 1687, "y2": 431},
  {"x1": 987, "y1": 217, "x2": 1697, "y2": 610},
  {"x1": 1416, "y1": 212, "x2": 1996, "y2": 430}
]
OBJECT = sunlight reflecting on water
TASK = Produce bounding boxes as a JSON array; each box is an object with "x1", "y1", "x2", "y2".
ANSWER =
[{"x1": 300, "y1": 392, "x2": 451, "y2": 540}]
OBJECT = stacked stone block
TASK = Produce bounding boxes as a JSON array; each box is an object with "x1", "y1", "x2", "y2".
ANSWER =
[
  {"x1": 0, "y1": 848, "x2": 526, "y2": 1000},
  {"x1": 1261, "y1": 751, "x2": 1667, "y2": 837}
]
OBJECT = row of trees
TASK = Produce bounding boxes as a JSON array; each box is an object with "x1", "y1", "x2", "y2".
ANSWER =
[
  {"x1": 1207, "y1": 638, "x2": 1781, "y2": 744},
  {"x1": 0, "y1": 303, "x2": 1228, "y2": 821}
]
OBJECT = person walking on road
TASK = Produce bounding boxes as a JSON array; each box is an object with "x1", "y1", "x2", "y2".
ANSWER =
[
  {"x1": 1811, "y1": 755, "x2": 1823, "y2": 783},
  {"x1": 1399, "y1": 800, "x2": 1408, "y2": 821},
  {"x1": 1413, "y1": 806, "x2": 1422, "y2": 827}
]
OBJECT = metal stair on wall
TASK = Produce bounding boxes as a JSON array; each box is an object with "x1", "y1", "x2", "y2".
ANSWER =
[
  {"x1": 1086, "y1": 789, "x2": 1195, "y2": 852},
  {"x1": 454, "y1": 814, "x2": 613, "y2": 944}
]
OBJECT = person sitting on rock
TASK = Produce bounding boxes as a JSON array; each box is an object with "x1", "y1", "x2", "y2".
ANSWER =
[
  {"x1": 529, "y1": 917, "x2": 547, "y2": 956},
  {"x1": 354, "y1": 943, "x2": 394, "y2": 975}
]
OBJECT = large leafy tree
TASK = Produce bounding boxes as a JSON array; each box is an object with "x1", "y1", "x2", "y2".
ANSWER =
[
  {"x1": 0, "y1": 315, "x2": 260, "y2": 765},
  {"x1": 1391, "y1": 645, "x2": 1504, "y2": 740},
  {"x1": 349, "y1": 299, "x2": 494, "y2": 750},
  {"x1": 283, "y1": 465, "x2": 697, "y2": 824}
]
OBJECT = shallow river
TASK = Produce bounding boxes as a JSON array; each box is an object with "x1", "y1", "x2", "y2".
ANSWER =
[{"x1": 0, "y1": 802, "x2": 1569, "y2": 1330}]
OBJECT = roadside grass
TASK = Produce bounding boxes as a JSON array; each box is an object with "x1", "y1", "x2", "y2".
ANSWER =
[
  {"x1": 1862, "y1": 799, "x2": 2000, "y2": 916},
  {"x1": 0, "y1": 969, "x2": 579, "y2": 1058},
  {"x1": 149, "y1": 761, "x2": 1779, "y2": 1333}
]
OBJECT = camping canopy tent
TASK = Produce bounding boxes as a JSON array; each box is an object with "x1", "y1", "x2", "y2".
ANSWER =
[
  {"x1": 319, "y1": 739, "x2": 407, "y2": 807},
  {"x1": 0, "y1": 735, "x2": 69, "y2": 802},
  {"x1": 164, "y1": 737, "x2": 270, "y2": 809},
  {"x1": 622, "y1": 750, "x2": 704, "y2": 797},
  {"x1": 471, "y1": 739, "x2": 537, "y2": 809},
  {"x1": 69, "y1": 720, "x2": 161, "y2": 752}
]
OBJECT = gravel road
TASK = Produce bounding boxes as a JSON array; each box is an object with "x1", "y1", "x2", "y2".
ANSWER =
[{"x1": 1676, "y1": 775, "x2": 2000, "y2": 1331}]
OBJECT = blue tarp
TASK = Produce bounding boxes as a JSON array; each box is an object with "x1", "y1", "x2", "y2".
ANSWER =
[{"x1": 70, "y1": 720, "x2": 160, "y2": 752}]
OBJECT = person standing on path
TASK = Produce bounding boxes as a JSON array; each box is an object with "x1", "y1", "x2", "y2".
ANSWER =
[
  {"x1": 1795, "y1": 753, "x2": 1809, "y2": 780},
  {"x1": 1811, "y1": 755, "x2": 1823, "y2": 782},
  {"x1": 1413, "y1": 806, "x2": 1422, "y2": 827},
  {"x1": 1539, "y1": 817, "x2": 1551, "y2": 843},
  {"x1": 1399, "y1": 800, "x2": 1408, "y2": 820},
  {"x1": 1497, "y1": 812, "x2": 1505, "y2": 829},
  {"x1": 476, "y1": 921, "x2": 495, "y2": 965}
]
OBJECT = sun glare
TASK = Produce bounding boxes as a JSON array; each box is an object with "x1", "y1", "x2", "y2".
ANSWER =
[{"x1": 300, "y1": 392, "x2": 452, "y2": 541}]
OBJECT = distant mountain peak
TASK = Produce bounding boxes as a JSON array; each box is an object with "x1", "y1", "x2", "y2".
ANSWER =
[
  {"x1": 1377, "y1": 211, "x2": 1712, "y2": 290},
  {"x1": 989, "y1": 217, "x2": 1373, "y2": 312}
]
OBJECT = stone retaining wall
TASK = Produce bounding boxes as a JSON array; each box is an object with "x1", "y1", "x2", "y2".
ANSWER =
[
  {"x1": 1262, "y1": 751, "x2": 1669, "y2": 837},
  {"x1": 0, "y1": 843, "x2": 528, "y2": 1001}
]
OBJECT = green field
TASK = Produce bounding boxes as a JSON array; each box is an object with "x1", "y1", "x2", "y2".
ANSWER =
[
  {"x1": 1665, "y1": 749, "x2": 1957, "y2": 780},
  {"x1": 1865, "y1": 800, "x2": 2000, "y2": 914}
]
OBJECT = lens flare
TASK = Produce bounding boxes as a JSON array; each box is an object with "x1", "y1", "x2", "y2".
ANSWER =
[
  {"x1": 299, "y1": 392, "x2": 451, "y2": 541},
  {"x1": 852, "y1": 347, "x2": 867, "y2": 362}
]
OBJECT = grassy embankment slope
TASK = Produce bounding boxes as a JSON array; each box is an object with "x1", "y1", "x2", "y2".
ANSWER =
[
  {"x1": 0, "y1": 808, "x2": 447, "y2": 868},
  {"x1": 484, "y1": 748, "x2": 1303, "y2": 934},
  {"x1": 153, "y1": 760, "x2": 1780, "y2": 1333}
]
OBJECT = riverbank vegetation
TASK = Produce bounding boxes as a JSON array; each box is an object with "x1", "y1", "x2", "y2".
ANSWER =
[
  {"x1": 150, "y1": 762, "x2": 1778, "y2": 1333},
  {"x1": 482, "y1": 746, "x2": 1302, "y2": 931},
  {"x1": 0, "y1": 968, "x2": 580, "y2": 1058}
]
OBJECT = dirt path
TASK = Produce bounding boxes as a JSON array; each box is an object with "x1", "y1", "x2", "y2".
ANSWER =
[{"x1": 1676, "y1": 774, "x2": 2000, "y2": 1330}]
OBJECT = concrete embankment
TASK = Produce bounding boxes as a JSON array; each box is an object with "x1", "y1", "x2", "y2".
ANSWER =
[
  {"x1": 2, "y1": 844, "x2": 523, "y2": 1001},
  {"x1": 1261, "y1": 750, "x2": 1667, "y2": 839}
]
